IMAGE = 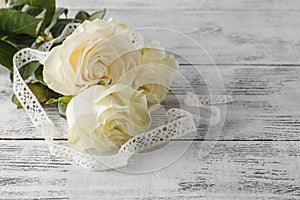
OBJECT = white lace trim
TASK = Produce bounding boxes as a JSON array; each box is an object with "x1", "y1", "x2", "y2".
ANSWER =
[
  {"x1": 38, "y1": 23, "x2": 81, "y2": 52},
  {"x1": 12, "y1": 23, "x2": 233, "y2": 171}
]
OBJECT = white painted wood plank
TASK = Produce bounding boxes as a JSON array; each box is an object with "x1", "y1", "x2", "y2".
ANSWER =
[
  {"x1": 53, "y1": 8, "x2": 300, "y2": 65},
  {"x1": 57, "y1": 0, "x2": 300, "y2": 10},
  {"x1": 0, "y1": 1, "x2": 298, "y2": 199},
  {"x1": 1, "y1": 140, "x2": 300, "y2": 199},
  {"x1": 56, "y1": 0, "x2": 300, "y2": 64},
  {"x1": 1, "y1": 66, "x2": 299, "y2": 140}
]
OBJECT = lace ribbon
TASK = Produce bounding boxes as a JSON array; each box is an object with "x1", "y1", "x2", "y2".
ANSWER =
[{"x1": 12, "y1": 23, "x2": 233, "y2": 170}]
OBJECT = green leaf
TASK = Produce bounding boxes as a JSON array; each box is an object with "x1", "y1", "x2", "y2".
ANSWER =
[
  {"x1": 12, "y1": 82, "x2": 58, "y2": 109},
  {"x1": 46, "y1": 95, "x2": 72, "y2": 105},
  {"x1": 44, "y1": 7, "x2": 68, "y2": 35},
  {"x1": 12, "y1": 95, "x2": 22, "y2": 109},
  {"x1": 18, "y1": 61, "x2": 40, "y2": 80},
  {"x1": 9, "y1": 62, "x2": 43, "y2": 82},
  {"x1": 8, "y1": 0, "x2": 56, "y2": 34},
  {"x1": 88, "y1": 9, "x2": 106, "y2": 21},
  {"x1": 0, "y1": 9, "x2": 42, "y2": 37},
  {"x1": 5, "y1": 34, "x2": 35, "y2": 49},
  {"x1": 50, "y1": 18, "x2": 72, "y2": 37},
  {"x1": 47, "y1": 96, "x2": 72, "y2": 119},
  {"x1": 0, "y1": 30, "x2": 9, "y2": 40},
  {"x1": 9, "y1": 4, "x2": 23, "y2": 10},
  {"x1": 34, "y1": 65, "x2": 44, "y2": 83},
  {"x1": 28, "y1": 82, "x2": 55, "y2": 103},
  {"x1": 75, "y1": 10, "x2": 90, "y2": 22},
  {"x1": 0, "y1": 40, "x2": 17, "y2": 71},
  {"x1": 21, "y1": 5, "x2": 46, "y2": 17}
]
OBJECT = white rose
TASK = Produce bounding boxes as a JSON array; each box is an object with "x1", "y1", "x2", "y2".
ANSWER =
[
  {"x1": 43, "y1": 18, "x2": 136, "y2": 95},
  {"x1": 108, "y1": 41, "x2": 179, "y2": 110},
  {"x1": 0, "y1": 0, "x2": 6, "y2": 8},
  {"x1": 66, "y1": 84, "x2": 151, "y2": 152},
  {"x1": 43, "y1": 18, "x2": 179, "y2": 110}
]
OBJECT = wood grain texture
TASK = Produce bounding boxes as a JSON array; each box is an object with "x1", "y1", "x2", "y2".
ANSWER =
[
  {"x1": 1, "y1": 65, "x2": 299, "y2": 140},
  {"x1": 1, "y1": 0, "x2": 300, "y2": 199},
  {"x1": 55, "y1": 1, "x2": 300, "y2": 65},
  {"x1": 1, "y1": 140, "x2": 300, "y2": 199},
  {"x1": 57, "y1": 0, "x2": 300, "y2": 10}
]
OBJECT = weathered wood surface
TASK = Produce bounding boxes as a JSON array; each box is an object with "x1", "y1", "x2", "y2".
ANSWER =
[
  {"x1": 57, "y1": 0, "x2": 300, "y2": 10},
  {"x1": 56, "y1": 1, "x2": 300, "y2": 65},
  {"x1": 1, "y1": 0, "x2": 300, "y2": 199},
  {"x1": 1, "y1": 65, "x2": 299, "y2": 140},
  {"x1": 1, "y1": 141, "x2": 300, "y2": 199}
]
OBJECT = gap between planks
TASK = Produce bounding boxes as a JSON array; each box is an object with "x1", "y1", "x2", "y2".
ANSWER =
[
  {"x1": 1, "y1": 140, "x2": 300, "y2": 199},
  {"x1": 2, "y1": 138, "x2": 300, "y2": 142}
]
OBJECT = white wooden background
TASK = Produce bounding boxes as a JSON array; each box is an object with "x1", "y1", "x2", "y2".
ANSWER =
[{"x1": 1, "y1": 0, "x2": 300, "y2": 199}]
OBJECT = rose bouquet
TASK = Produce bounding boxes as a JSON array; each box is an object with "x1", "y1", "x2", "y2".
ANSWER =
[
  {"x1": 1, "y1": 1, "x2": 232, "y2": 170},
  {"x1": 43, "y1": 18, "x2": 179, "y2": 152}
]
